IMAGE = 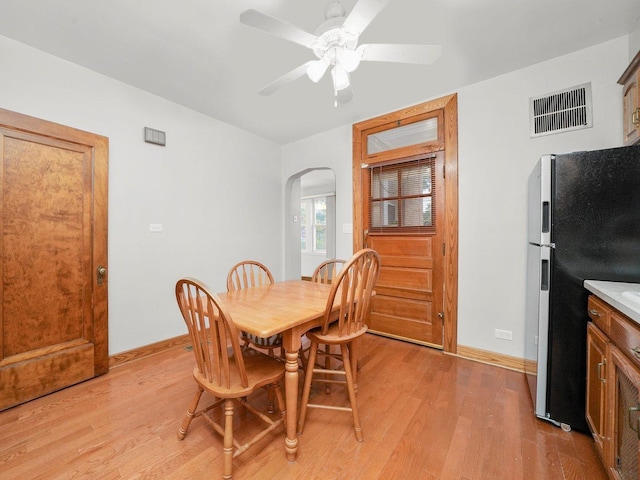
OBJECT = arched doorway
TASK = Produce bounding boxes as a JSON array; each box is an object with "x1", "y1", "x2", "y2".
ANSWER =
[{"x1": 284, "y1": 168, "x2": 336, "y2": 280}]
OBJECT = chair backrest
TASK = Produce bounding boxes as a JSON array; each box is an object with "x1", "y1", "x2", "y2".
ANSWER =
[
  {"x1": 312, "y1": 259, "x2": 346, "y2": 285},
  {"x1": 226, "y1": 260, "x2": 274, "y2": 292},
  {"x1": 175, "y1": 278, "x2": 248, "y2": 389},
  {"x1": 320, "y1": 249, "x2": 380, "y2": 337}
]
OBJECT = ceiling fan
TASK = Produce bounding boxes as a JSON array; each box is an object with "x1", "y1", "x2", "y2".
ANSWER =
[{"x1": 240, "y1": 0, "x2": 442, "y2": 106}]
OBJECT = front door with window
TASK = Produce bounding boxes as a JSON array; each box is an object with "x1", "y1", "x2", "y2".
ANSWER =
[
  {"x1": 353, "y1": 95, "x2": 458, "y2": 351},
  {"x1": 365, "y1": 153, "x2": 444, "y2": 347}
]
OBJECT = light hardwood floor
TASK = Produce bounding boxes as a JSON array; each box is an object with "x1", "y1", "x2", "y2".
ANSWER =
[{"x1": 0, "y1": 334, "x2": 607, "y2": 479}]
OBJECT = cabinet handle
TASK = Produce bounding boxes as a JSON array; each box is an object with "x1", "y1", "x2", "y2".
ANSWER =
[
  {"x1": 588, "y1": 309, "x2": 601, "y2": 317},
  {"x1": 633, "y1": 108, "x2": 640, "y2": 126},
  {"x1": 597, "y1": 360, "x2": 606, "y2": 382},
  {"x1": 629, "y1": 406, "x2": 640, "y2": 439},
  {"x1": 630, "y1": 347, "x2": 640, "y2": 359}
]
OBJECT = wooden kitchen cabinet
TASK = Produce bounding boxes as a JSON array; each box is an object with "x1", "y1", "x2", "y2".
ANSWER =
[
  {"x1": 609, "y1": 344, "x2": 640, "y2": 480},
  {"x1": 586, "y1": 295, "x2": 640, "y2": 479},
  {"x1": 618, "y1": 50, "x2": 640, "y2": 146},
  {"x1": 587, "y1": 322, "x2": 610, "y2": 461}
]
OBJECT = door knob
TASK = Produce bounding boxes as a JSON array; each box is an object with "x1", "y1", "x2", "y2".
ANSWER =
[{"x1": 97, "y1": 266, "x2": 107, "y2": 285}]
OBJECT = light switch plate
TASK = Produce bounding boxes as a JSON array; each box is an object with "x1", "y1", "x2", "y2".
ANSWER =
[{"x1": 149, "y1": 224, "x2": 163, "y2": 233}]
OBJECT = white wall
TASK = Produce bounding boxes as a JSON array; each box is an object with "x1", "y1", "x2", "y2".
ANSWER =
[
  {"x1": 630, "y1": 16, "x2": 640, "y2": 60},
  {"x1": 0, "y1": 35, "x2": 283, "y2": 355},
  {"x1": 282, "y1": 36, "x2": 629, "y2": 359}
]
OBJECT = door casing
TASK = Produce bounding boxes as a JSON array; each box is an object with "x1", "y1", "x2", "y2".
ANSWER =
[{"x1": 352, "y1": 94, "x2": 458, "y2": 353}]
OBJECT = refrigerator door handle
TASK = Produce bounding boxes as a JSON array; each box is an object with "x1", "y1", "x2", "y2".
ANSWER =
[
  {"x1": 542, "y1": 201, "x2": 550, "y2": 233},
  {"x1": 541, "y1": 259, "x2": 549, "y2": 291}
]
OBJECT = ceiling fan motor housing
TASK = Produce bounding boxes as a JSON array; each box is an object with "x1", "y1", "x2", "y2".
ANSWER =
[{"x1": 312, "y1": 2, "x2": 359, "y2": 63}]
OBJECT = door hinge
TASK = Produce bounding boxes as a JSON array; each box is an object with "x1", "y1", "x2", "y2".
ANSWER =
[{"x1": 442, "y1": 243, "x2": 445, "y2": 256}]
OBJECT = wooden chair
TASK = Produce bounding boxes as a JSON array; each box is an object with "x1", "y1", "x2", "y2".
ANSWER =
[
  {"x1": 311, "y1": 259, "x2": 346, "y2": 393},
  {"x1": 226, "y1": 260, "x2": 282, "y2": 357},
  {"x1": 297, "y1": 248, "x2": 380, "y2": 442},
  {"x1": 312, "y1": 258, "x2": 346, "y2": 285},
  {"x1": 175, "y1": 278, "x2": 285, "y2": 480}
]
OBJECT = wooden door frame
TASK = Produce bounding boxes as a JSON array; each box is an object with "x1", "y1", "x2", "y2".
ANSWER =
[{"x1": 352, "y1": 94, "x2": 458, "y2": 353}]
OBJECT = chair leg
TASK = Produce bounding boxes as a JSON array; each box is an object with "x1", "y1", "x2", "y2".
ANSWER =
[
  {"x1": 349, "y1": 341, "x2": 358, "y2": 393},
  {"x1": 222, "y1": 399, "x2": 234, "y2": 480},
  {"x1": 297, "y1": 340, "x2": 318, "y2": 435},
  {"x1": 273, "y1": 382, "x2": 286, "y2": 425},
  {"x1": 325, "y1": 344, "x2": 332, "y2": 394},
  {"x1": 341, "y1": 343, "x2": 363, "y2": 442},
  {"x1": 267, "y1": 388, "x2": 275, "y2": 414},
  {"x1": 177, "y1": 386, "x2": 204, "y2": 440},
  {"x1": 298, "y1": 345, "x2": 307, "y2": 371}
]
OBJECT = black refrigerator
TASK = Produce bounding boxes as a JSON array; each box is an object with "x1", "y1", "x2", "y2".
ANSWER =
[{"x1": 525, "y1": 145, "x2": 640, "y2": 433}]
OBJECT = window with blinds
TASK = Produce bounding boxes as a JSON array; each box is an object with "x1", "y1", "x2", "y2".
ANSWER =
[{"x1": 368, "y1": 156, "x2": 436, "y2": 233}]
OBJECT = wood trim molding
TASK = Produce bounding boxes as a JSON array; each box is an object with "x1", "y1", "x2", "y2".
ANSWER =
[
  {"x1": 452, "y1": 345, "x2": 525, "y2": 373},
  {"x1": 109, "y1": 334, "x2": 191, "y2": 368}
]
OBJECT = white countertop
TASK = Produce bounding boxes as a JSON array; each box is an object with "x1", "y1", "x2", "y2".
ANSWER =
[{"x1": 584, "y1": 280, "x2": 640, "y2": 324}]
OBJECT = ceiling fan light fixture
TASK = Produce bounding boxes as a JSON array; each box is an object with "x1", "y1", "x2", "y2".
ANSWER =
[
  {"x1": 338, "y1": 48, "x2": 362, "y2": 72},
  {"x1": 331, "y1": 65, "x2": 350, "y2": 92},
  {"x1": 307, "y1": 59, "x2": 329, "y2": 83}
]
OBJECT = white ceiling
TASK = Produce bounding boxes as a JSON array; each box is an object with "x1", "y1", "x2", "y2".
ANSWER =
[{"x1": 1, "y1": 0, "x2": 639, "y2": 145}]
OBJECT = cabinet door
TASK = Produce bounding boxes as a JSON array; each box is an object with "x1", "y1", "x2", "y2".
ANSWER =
[
  {"x1": 587, "y1": 322, "x2": 610, "y2": 461},
  {"x1": 609, "y1": 345, "x2": 640, "y2": 480}
]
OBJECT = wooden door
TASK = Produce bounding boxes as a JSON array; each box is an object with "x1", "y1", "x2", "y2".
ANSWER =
[
  {"x1": 364, "y1": 153, "x2": 445, "y2": 347},
  {"x1": 0, "y1": 109, "x2": 109, "y2": 411},
  {"x1": 353, "y1": 95, "x2": 458, "y2": 352}
]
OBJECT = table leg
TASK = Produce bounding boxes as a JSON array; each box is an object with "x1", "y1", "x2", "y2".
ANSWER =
[{"x1": 284, "y1": 348, "x2": 299, "y2": 461}]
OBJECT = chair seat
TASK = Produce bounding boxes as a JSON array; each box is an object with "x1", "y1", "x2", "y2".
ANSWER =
[
  {"x1": 243, "y1": 332, "x2": 282, "y2": 347},
  {"x1": 306, "y1": 323, "x2": 368, "y2": 345},
  {"x1": 193, "y1": 348, "x2": 284, "y2": 398}
]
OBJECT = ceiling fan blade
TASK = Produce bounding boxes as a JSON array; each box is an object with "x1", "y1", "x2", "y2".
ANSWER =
[
  {"x1": 259, "y1": 61, "x2": 314, "y2": 96},
  {"x1": 342, "y1": 0, "x2": 392, "y2": 35},
  {"x1": 240, "y1": 9, "x2": 317, "y2": 48},
  {"x1": 359, "y1": 44, "x2": 442, "y2": 64}
]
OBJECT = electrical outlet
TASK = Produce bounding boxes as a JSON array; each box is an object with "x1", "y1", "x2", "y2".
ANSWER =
[{"x1": 495, "y1": 329, "x2": 513, "y2": 340}]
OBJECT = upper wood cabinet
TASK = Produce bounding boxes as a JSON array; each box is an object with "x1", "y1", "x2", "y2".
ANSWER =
[{"x1": 618, "y1": 50, "x2": 640, "y2": 146}]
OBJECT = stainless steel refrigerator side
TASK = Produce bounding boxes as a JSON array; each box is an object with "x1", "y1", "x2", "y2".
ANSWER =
[
  {"x1": 527, "y1": 155, "x2": 552, "y2": 246},
  {"x1": 525, "y1": 244, "x2": 552, "y2": 420},
  {"x1": 525, "y1": 155, "x2": 555, "y2": 424}
]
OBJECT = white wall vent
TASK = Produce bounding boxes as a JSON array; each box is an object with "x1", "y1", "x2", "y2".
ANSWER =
[{"x1": 529, "y1": 83, "x2": 592, "y2": 137}]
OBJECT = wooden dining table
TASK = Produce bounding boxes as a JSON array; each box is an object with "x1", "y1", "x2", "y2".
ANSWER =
[{"x1": 217, "y1": 279, "x2": 338, "y2": 461}]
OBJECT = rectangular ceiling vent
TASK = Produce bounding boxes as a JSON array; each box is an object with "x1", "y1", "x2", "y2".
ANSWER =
[{"x1": 529, "y1": 83, "x2": 592, "y2": 137}]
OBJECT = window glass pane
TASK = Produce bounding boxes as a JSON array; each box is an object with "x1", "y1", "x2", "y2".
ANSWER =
[
  {"x1": 402, "y1": 197, "x2": 432, "y2": 226},
  {"x1": 371, "y1": 200, "x2": 398, "y2": 227},
  {"x1": 372, "y1": 170, "x2": 398, "y2": 199},
  {"x1": 314, "y1": 198, "x2": 326, "y2": 225},
  {"x1": 300, "y1": 200, "x2": 307, "y2": 252},
  {"x1": 402, "y1": 164, "x2": 431, "y2": 195},
  {"x1": 314, "y1": 225, "x2": 326, "y2": 251},
  {"x1": 367, "y1": 118, "x2": 438, "y2": 154}
]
